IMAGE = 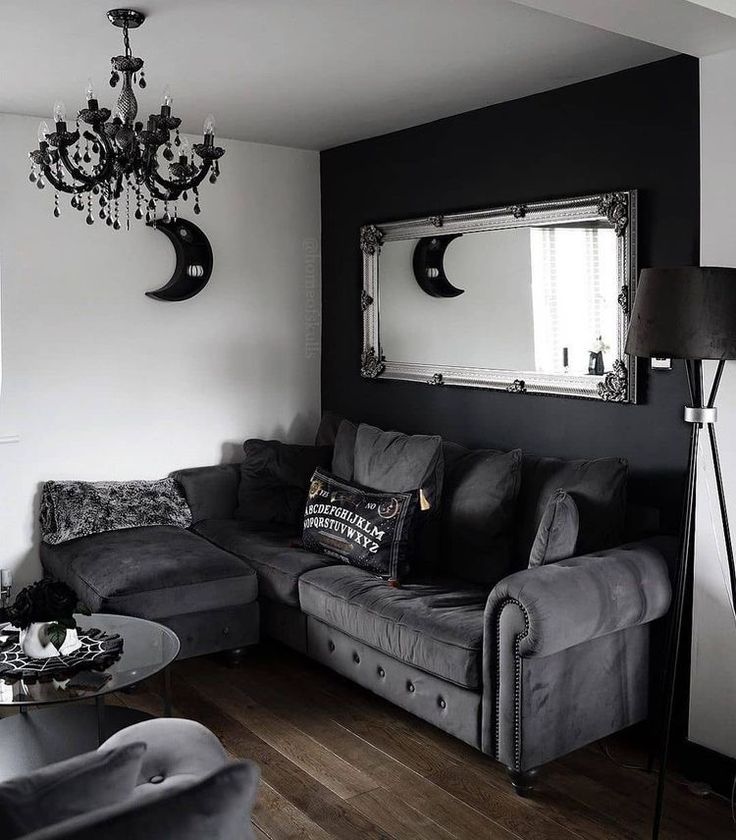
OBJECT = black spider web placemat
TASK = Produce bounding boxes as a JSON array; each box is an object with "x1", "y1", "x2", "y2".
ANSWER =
[{"x1": 0, "y1": 626, "x2": 124, "y2": 684}]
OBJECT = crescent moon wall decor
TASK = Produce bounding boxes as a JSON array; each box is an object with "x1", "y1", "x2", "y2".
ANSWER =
[
  {"x1": 412, "y1": 233, "x2": 464, "y2": 298},
  {"x1": 146, "y1": 217, "x2": 213, "y2": 301}
]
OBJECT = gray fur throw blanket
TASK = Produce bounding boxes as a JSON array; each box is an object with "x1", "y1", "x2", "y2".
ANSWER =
[{"x1": 40, "y1": 478, "x2": 192, "y2": 545}]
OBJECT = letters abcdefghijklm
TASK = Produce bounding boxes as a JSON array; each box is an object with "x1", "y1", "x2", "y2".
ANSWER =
[{"x1": 302, "y1": 468, "x2": 422, "y2": 584}]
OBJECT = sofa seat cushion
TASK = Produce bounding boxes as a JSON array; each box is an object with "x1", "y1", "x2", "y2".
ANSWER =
[
  {"x1": 298, "y1": 565, "x2": 488, "y2": 689},
  {"x1": 194, "y1": 520, "x2": 338, "y2": 607},
  {"x1": 40, "y1": 526, "x2": 257, "y2": 619}
]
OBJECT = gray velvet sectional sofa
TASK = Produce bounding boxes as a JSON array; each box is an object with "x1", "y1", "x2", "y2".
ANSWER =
[{"x1": 40, "y1": 417, "x2": 674, "y2": 793}]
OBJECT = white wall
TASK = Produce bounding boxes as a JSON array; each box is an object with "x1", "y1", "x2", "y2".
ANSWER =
[
  {"x1": 692, "y1": 50, "x2": 736, "y2": 757},
  {"x1": 0, "y1": 113, "x2": 321, "y2": 587}
]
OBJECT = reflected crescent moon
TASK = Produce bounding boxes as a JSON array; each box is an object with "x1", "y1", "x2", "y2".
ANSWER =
[
  {"x1": 412, "y1": 234, "x2": 464, "y2": 298},
  {"x1": 146, "y1": 217, "x2": 213, "y2": 301}
]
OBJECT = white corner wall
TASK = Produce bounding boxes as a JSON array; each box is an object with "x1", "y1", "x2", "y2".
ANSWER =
[
  {"x1": 0, "y1": 113, "x2": 321, "y2": 587},
  {"x1": 692, "y1": 50, "x2": 736, "y2": 757}
]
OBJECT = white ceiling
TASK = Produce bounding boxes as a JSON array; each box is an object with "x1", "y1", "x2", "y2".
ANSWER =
[
  {"x1": 509, "y1": 0, "x2": 736, "y2": 56},
  {"x1": 0, "y1": 0, "x2": 673, "y2": 150}
]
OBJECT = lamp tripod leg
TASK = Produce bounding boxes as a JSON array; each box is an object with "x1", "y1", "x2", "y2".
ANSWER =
[
  {"x1": 652, "y1": 360, "x2": 703, "y2": 839},
  {"x1": 652, "y1": 422, "x2": 699, "y2": 838}
]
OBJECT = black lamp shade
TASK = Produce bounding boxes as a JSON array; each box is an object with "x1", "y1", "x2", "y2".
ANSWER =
[{"x1": 625, "y1": 267, "x2": 736, "y2": 360}]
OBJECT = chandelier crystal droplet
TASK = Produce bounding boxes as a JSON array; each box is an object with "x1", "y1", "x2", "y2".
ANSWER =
[{"x1": 28, "y1": 8, "x2": 225, "y2": 230}]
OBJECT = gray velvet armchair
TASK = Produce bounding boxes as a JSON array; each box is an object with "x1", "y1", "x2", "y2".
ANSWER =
[{"x1": 13, "y1": 719, "x2": 260, "y2": 840}]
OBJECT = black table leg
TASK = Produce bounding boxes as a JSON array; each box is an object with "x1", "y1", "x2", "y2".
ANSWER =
[
  {"x1": 163, "y1": 666, "x2": 172, "y2": 717},
  {"x1": 96, "y1": 696, "x2": 106, "y2": 746}
]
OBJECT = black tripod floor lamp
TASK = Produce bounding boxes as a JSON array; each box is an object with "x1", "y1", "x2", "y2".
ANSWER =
[{"x1": 625, "y1": 267, "x2": 736, "y2": 840}]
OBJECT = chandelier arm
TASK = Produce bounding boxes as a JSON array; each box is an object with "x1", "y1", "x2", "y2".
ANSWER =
[
  {"x1": 56, "y1": 147, "x2": 100, "y2": 188},
  {"x1": 41, "y1": 163, "x2": 88, "y2": 195},
  {"x1": 151, "y1": 158, "x2": 212, "y2": 195},
  {"x1": 144, "y1": 173, "x2": 180, "y2": 202},
  {"x1": 141, "y1": 158, "x2": 178, "y2": 201},
  {"x1": 55, "y1": 125, "x2": 116, "y2": 188},
  {"x1": 89, "y1": 124, "x2": 118, "y2": 182}
]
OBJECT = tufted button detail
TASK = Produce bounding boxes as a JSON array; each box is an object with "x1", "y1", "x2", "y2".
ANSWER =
[
  {"x1": 377, "y1": 666, "x2": 385, "y2": 678},
  {"x1": 438, "y1": 697, "x2": 446, "y2": 710},
  {"x1": 352, "y1": 652, "x2": 360, "y2": 664},
  {"x1": 407, "y1": 681, "x2": 415, "y2": 693},
  {"x1": 328, "y1": 641, "x2": 335, "y2": 652},
  {"x1": 149, "y1": 775, "x2": 165, "y2": 784},
  {"x1": 222, "y1": 626, "x2": 230, "y2": 636}
]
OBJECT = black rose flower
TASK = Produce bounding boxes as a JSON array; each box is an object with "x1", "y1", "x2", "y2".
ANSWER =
[
  {"x1": 7, "y1": 586, "x2": 35, "y2": 629},
  {"x1": 34, "y1": 580, "x2": 78, "y2": 621},
  {"x1": 6, "y1": 579, "x2": 89, "y2": 629}
]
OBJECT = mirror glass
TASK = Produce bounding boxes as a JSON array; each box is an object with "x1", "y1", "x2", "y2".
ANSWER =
[
  {"x1": 379, "y1": 221, "x2": 618, "y2": 376},
  {"x1": 361, "y1": 191, "x2": 637, "y2": 402}
]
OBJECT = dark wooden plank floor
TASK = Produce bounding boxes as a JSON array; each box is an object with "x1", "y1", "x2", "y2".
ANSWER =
[
  {"x1": 114, "y1": 642, "x2": 733, "y2": 840},
  {"x1": 1, "y1": 641, "x2": 731, "y2": 838}
]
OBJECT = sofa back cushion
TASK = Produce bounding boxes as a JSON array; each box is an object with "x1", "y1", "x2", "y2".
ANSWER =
[
  {"x1": 440, "y1": 443, "x2": 522, "y2": 585},
  {"x1": 352, "y1": 424, "x2": 444, "y2": 511},
  {"x1": 236, "y1": 440, "x2": 332, "y2": 529},
  {"x1": 528, "y1": 489, "x2": 580, "y2": 567},
  {"x1": 171, "y1": 464, "x2": 240, "y2": 524},
  {"x1": 516, "y1": 454, "x2": 628, "y2": 567},
  {"x1": 332, "y1": 419, "x2": 358, "y2": 481},
  {"x1": 314, "y1": 411, "x2": 344, "y2": 446}
]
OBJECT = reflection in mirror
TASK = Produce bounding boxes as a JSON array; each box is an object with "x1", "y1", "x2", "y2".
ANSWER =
[{"x1": 380, "y1": 221, "x2": 618, "y2": 376}]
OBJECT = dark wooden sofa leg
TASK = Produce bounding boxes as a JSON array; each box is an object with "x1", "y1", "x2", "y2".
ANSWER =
[
  {"x1": 221, "y1": 647, "x2": 248, "y2": 667},
  {"x1": 506, "y1": 766, "x2": 540, "y2": 797}
]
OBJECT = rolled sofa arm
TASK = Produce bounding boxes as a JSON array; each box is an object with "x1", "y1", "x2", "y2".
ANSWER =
[
  {"x1": 170, "y1": 464, "x2": 240, "y2": 524},
  {"x1": 485, "y1": 537, "x2": 674, "y2": 659}
]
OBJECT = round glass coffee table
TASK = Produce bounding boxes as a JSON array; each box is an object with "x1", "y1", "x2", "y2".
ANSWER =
[{"x1": 0, "y1": 613, "x2": 179, "y2": 781}]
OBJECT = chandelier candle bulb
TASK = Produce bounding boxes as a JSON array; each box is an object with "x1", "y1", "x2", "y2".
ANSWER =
[
  {"x1": 161, "y1": 85, "x2": 172, "y2": 117},
  {"x1": 179, "y1": 136, "x2": 191, "y2": 161},
  {"x1": 53, "y1": 100, "x2": 66, "y2": 125},
  {"x1": 203, "y1": 113, "x2": 215, "y2": 137},
  {"x1": 37, "y1": 121, "x2": 49, "y2": 145},
  {"x1": 86, "y1": 79, "x2": 95, "y2": 102}
]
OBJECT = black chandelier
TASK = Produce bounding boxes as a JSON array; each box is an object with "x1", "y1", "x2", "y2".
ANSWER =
[{"x1": 28, "y1": 8, "x2": 225, "y2": 230}]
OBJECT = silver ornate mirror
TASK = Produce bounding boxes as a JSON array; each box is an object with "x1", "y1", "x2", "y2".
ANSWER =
[{"x1": 360, "y1": 190, "x2": 638, "y2": 402}]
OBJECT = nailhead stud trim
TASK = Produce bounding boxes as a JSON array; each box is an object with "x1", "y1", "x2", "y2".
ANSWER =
[{"x1": 493, "y1": 597, "x2": 530, "y2": 770}]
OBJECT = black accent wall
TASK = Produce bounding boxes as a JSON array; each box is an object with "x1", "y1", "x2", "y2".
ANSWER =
[{"x1": 320, "y1": 56, "x2": 699, "y2": 528}]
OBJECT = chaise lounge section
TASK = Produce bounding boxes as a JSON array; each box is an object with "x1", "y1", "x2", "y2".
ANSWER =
[{"x1": 41, "y1": 520, "x2": 259, "y2": 661}]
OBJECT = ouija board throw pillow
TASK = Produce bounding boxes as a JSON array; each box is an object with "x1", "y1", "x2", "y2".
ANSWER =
[{"x1": 303, "y1": 468, "x2": 422, "y2": 584}]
